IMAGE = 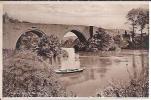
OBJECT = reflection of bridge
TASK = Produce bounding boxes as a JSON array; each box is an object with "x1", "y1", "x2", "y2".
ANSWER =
[{"x1": 3, "y1": 21, "x2": 99, "y2": 49}]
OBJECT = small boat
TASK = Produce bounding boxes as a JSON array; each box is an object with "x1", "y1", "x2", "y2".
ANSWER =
[{"x1": 55, "y1": 68, "x2": 84, "y2": 74}]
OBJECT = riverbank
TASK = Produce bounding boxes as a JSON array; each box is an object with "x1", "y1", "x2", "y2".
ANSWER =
[{"x1": 3, "y1": 51, "x2": 68, "y2": 97}]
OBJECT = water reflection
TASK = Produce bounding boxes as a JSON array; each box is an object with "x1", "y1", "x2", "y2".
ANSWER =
[
  {"x1": 53, "y1": 49, "x2": 148, "y2": 97},
  {"x1": 60, "y1": 48, "x2": 80, "y2": 70}
]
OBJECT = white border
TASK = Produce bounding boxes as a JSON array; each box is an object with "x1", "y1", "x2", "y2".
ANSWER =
[
  {"x1": 0, "y1": 1, "x2": 150, "y2": 100},
  {"x1": 149, "y1": 1, "x2": 151, "y2": 99},
  {"x1": 0, "y1": 1, "x2": 149, "y2": 4},
  {"x1": 0, "y1": 2, "x2": 2, "y2": 100}
]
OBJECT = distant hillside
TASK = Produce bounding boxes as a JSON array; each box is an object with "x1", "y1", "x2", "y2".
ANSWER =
[{"x1": 3, "y1": 13, "x2": 30, "y2": 24}]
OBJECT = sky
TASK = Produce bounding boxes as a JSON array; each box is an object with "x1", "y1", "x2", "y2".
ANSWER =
[
  {"x1": 4, "y1": 2, "x2": 148, "y2": 30},
  {"x1": 64, "y1": 32, "x2": 77, "y2": 37}
]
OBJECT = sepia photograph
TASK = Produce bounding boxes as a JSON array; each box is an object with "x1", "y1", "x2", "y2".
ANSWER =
[{"x1": 2, "y1": 1, "x2": 149, "y2": 97}]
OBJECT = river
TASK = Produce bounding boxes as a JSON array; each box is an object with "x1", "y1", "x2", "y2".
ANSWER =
[{"x1": 54, "y1": 49, "x2": 148, "y2": 97}]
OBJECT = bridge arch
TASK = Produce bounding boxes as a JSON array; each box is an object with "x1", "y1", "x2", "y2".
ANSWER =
[
  {"x1": 70, "y1": 30, "x2": 87, "y2": 43},
  {"x1": 63, "y1": 30, "x2": 87, "y2": 43},
  {"x1": 62, "y1": 29, "x2": 87, "y2": 48},
  {"x1": 15, "y1": 29, "x2": 46, "y2": 50}
]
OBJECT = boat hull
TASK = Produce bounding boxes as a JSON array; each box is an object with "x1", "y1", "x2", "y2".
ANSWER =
[{"x1": 55, "y1": 68, "x2": 84, "y2": 74}]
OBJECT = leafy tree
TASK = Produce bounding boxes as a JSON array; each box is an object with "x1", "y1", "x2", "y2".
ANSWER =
[
  {"x1": 137, "y1": 8, "x2": 149, "y2": 32},
  {"x1": 16, "y1": 32, "x2": 61, "y2": 59},
  {"x1": 126, "y1": 8, "x2": 139, "y2": 44},
  {"x1": 74, "y1": 38, "x2": 87, "y2": 52},
  {"x1": 87, "y1": 28, "x2": 113, "y2": 51},
  {"x1": 35, "y1": 35, "x2": 61, "y2": 59},
  {"x1": 127, "y1": 8, "x2": 149, "y2": 49},
  {"x1": 136, "y1": 8, "x2": 149, "y2": 48}
]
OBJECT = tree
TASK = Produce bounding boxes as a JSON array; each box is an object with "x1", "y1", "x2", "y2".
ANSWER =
[
  {"x1": 136, "y1": 8, "x2": 149, "y2": 48},
  {"x1": 126, "y1": 8, "x2": 139, "y2": 46},
  {"x1": 36, "y1": 35, "x2": 61, "y2": 59},
  {"x1": 87, "y1": 28, "x2": 113, "y2": 51},
  {"x1": 126, "y1": 8, "x2": 149, "y2": 49}
]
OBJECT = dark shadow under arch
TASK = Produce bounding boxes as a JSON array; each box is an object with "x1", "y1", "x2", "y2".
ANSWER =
[
  {"x1": 70, "y1": 30, "x2": 87, "y2": 43},
  {"x1": 16, "y1": 29, "x2": 46, "y2": 50}
]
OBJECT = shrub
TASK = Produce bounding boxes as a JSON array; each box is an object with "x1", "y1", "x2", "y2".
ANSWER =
[
  {"x1": 74, "y1": 38, "x2": 87, "y2": 52},
  {"x1": 133, "y1": 35, "x2": 149, "y2": 49},
  {"x1": 16, "y1": 32, "x2": 61, "y2": 59},
  {"x1": 3, "y1": 51, "x2": 67, "y2": 97},
  {"x1": 87, "y1": 28, "x2": 114, "y2": 51}
]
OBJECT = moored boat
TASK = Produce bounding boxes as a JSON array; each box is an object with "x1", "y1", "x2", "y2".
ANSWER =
[{"x1": 55, "y1": 68, "x2": 84, "y2": 74}]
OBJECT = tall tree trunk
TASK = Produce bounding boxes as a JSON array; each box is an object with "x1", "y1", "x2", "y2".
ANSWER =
[
  {"x1": 140, "y1": 29, "x2": 143, "y2": 49},
  {"x1": 132, "y1": 24, "x2": 135, "y2": 49}
]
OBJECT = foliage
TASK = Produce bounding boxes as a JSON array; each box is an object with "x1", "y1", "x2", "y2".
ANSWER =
[
  {"x1": 113, "y1": 35, "x2": 126, "y2": 49},
  {"x1": 74, "y1": 38, "x2": 87, "y2": 52},
  {"x1": 16, "y1": 32, "x2": 61, "y2": 59},
  {"x1": 3, "y1": 51, "x2": 67, "y2": 97},
  {"x1": 35, "y1": 35, "x2": 61, "y2": 58},
  {"x1": 133, "y1": 34, "x2": 149, "y2": 49},
  {"x1": 136, "y1": 8, "x2": 149, "y2": 31},
  {"x1": 126, "y1": 8, "x2": 139, "y2": 27},
  {"x1": 126, "y1": 8, "x2": 149, "y2": 49},
  {"x1": 97, "y1": 76, "x2": 148, "y2": 97},
  {"x1": 87, "y1": 28, "x2": 114, "y2": 51}
]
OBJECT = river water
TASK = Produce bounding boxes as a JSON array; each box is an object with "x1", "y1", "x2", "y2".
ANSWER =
[{"x1": 54, "y1": 48, "x2": 148, "y2": 97}]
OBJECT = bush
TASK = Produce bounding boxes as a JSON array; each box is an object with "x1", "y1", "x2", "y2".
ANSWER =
[
  {"x1": 87, "y1": 28, "x2": 114, "y2": 51},
  {"x1": 16, "y1": 32, "x2": 61, "y2": 59},
  {"x1": 3, "y1": 51, "x2": 67, "y2": 97},
  {"x1": 35, "y1": 35, "x2": 61, "y2": 58},
  {"x1": 74, "y1": 39, "x2": 87, "y2": 52},
  {"x1": 132, "y1": 35, "x2": 149, "y2": 49},
  {"x1": 97, "y1": 76, "x2": 148, "y2": 97}
]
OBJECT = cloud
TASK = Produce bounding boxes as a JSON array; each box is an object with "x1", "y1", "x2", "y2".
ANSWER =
[{"x1": 4, "y1": 2, "x2": 148, "y2": 29}]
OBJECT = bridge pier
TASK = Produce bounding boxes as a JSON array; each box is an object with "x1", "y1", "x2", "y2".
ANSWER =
[{"x1": 89, "y1": 26, "x2": 93, "y2": 38}]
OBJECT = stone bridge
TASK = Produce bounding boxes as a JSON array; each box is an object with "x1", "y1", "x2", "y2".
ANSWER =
[{"x1": 3, "y1": 22, "x2": 99, "y2": 49}]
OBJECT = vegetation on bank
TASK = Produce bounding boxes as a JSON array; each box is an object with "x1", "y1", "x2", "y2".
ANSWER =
[
  {"x1": 3, "y1": 33, "x2": 68, "y2": 97},
  {"x1": 16, "y1": 31, "x2": 62, "y2": 59},
  {"x1": 74, "y1": 8, "x2": 149, "y2": 52},
  {"x1": 74, "y1": 28, "x2": 149, "y2": 52},
  {"x1": 126, "y1": 8, "x2": 149, "y2": 49},
  {"x1": 35, "y1": 35, "x2": 62, "y2": 59},
  {"x1": 3, "y1": 51, "x2": 70, "y2": 97}
]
